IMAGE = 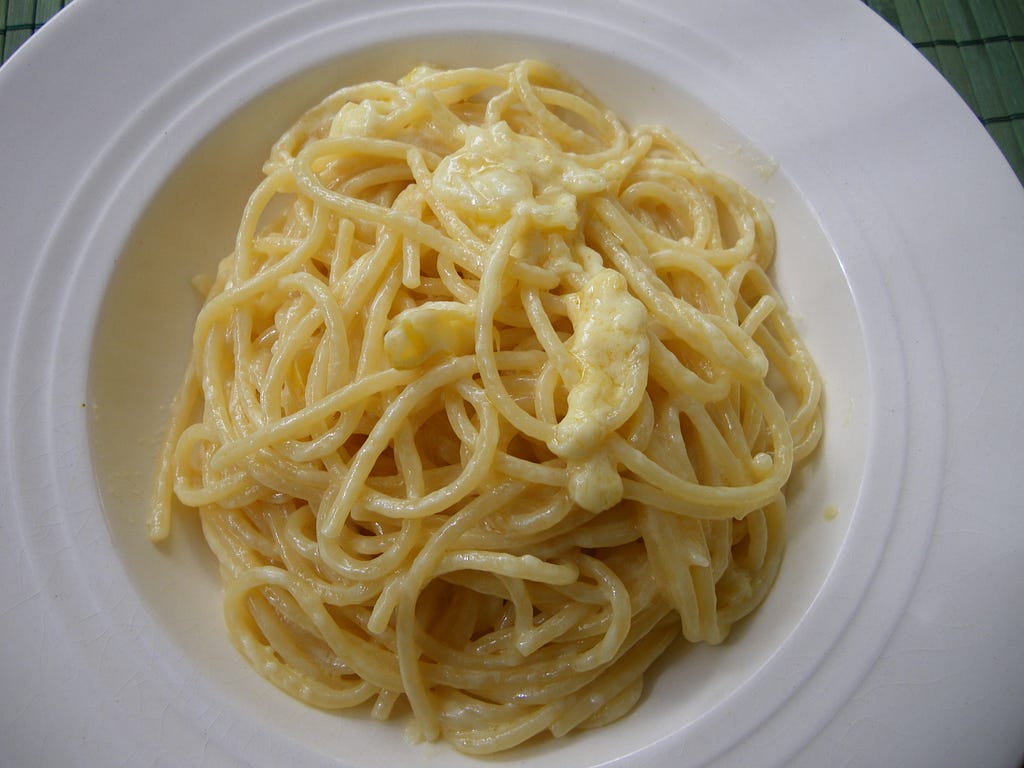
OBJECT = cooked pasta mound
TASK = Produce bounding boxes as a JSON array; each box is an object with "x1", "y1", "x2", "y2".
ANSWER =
[{"x1": 151, "y1": 60, "x2": 822, "y2": 754}]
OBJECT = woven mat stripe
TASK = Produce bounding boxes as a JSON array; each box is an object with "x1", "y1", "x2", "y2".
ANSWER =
[
  {"x1": 1, "y1": 0, "x2": 67, "y2": 62},
  {"x1": 2, "y1": 0, "x2": 38, "y2": 63}
]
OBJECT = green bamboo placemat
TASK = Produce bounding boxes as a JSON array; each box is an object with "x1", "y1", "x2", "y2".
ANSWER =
[
  {"x1": 0, "y1": 0, "x2": 70, "y2": 63},
  {"x1": 3, "y1": 0, "x2": 1023, "y2": 184},
  {"x1": 866, "y1": 0, "x2": 1024, "y2": 182}
]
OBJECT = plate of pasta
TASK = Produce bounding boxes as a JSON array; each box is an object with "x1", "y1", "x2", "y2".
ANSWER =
[{"x1": 2, "y1": 1, "x2": 1022, "y2": 767}]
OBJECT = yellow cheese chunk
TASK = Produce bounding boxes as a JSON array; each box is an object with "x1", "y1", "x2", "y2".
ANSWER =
[
  {"x1": 549, "y1": 268, "x2": 650, "y2": 511},
  {"x1": 384, "y1": 302, "x2": 476, "y2": 369}
]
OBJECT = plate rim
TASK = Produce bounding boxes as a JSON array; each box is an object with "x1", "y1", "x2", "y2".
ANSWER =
[{"x1": 2, "y1": 1, "x2": 1023, "y2": 767}]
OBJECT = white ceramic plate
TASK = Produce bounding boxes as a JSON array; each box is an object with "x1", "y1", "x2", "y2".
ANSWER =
[{"x1": 2, "y1": 1, "x2": 1022, "y2": 766}]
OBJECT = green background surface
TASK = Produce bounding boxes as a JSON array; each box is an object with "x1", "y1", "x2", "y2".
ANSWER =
[{"x1": 2, "y1": 0, "x2": 1022, "y2": 184}]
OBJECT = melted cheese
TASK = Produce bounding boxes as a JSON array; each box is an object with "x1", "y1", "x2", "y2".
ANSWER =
[
  {"x1": 384, "y1": 302, "x2": 476, "y2": 369},
  {"x1": 430, "y1": 119, "x2": 652, "y2": 513},
  {"x1": 550, "y1": 269, "x2": 649, "y2": 512},
  {"x1": 432, "y1": 121, "x2": 607, "y2": 230},
  {"x1": 329, "y1": 101, "x2": 382, "y2": 138}
]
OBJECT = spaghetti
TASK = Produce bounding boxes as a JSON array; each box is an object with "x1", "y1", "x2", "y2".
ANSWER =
[{"x1": 150, "y1": 60, "x2": 822, "y2": 754}]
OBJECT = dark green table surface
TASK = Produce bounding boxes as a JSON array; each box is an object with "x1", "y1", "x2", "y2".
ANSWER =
[{"x1": 3, "y1": 0, "x2": 1022, "y2": 184}]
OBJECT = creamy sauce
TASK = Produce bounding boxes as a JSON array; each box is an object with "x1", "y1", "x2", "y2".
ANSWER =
[
  {"x1": 385, "y1": 302, "x2": 476, "y2": 369},
  {"x1": 406, "y1": 116, "x2": 650, "y2": 513}
]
